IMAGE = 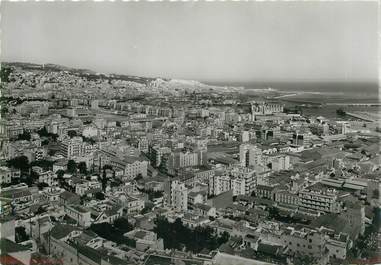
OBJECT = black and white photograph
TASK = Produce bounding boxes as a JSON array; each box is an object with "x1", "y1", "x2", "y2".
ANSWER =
[{"x1": 0, "y1": 1, "x2": 379, "y2": 265}]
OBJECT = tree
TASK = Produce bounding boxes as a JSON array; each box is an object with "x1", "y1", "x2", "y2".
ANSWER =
[
  {"x1": 1, "y1": 105, "x2": 8, "y2": 115},
  {"x1": 89, "y1": 222, "x2": 136, "y2": 247},
  {"x1": 17, "y1": 131, "x2": 31, "y2": 141},
  {"x1": 67, "y1": 130, "x2": 77, "y2": 138},
  {"x1": 35, "y1": 206, "x2": 46, "y2": 215},
  {"x1": 77, "y1": 162, "x2": 87, "y2": 175},
  {"x1": 48, "y1": 149, "x2": 57, "y2": 156},
  {"x1": 114, "y1": 217, "x2": 133, "y2": 233},
  {"x1": 336, "y1": 108, "x2": 346, "y2": 116},
  {"x1": 94, "y1": 192, "x2": 105, "y2": 200},
  {"x1": 134, "y1": 173, "x2": 143, "y2": 181},
  {"x1": 7, "y1": 156, "x2": 29, "y2": 172},
  {"x1": 37, "y1": 182, "x2": 49, "y2": 190},
  {"x1": 37, "y1": 127, "x2": 49, "y2": 137},
  {"x1": 154, "y1": 217, "x2": 229, "y2": 253},
  {"x1": 30, "y1": 170, "x2": 40, "y2": 181},
  {"x1": 56, "y1": 169, "x2": 65, "y2": 179},
  {"x1": 293, "y1": 255, "x2": 316, "y2": 265},
  {"x1": 31, "y1": 160, "x2": 54, "y2": 171},
  {"x1": 56, "y1": 169, "x2": 65, "y2": 186},
  {"x1": 101, "y1": 169, "x2": 108, "y2": 192},
  {"x1": 140, "y1": 207, "x2": 151, "y2": 215},
  {"x1": 15, "y1": 227, "x2": 29, "y2": 243},
  {"x1": 372, "y1": 189, "x2": 380, "y2": 200},
  {"x1": 110, "y1": 179, "x2": 122, "y2": 188},
  {"x1": 37, "y1": 127, "x2": 58, "y2": 141},
  {"x1": 82, "y1": 136, "x2": 96, "y2": 145},
  {"x1": 146, "y1": 189, "x2": 163, "y2": 201},
  {"x1": 103, "y1": 164, "x2": 113, "y2": 171},
  {"x1": 217, "y1": 231, "x2": 230, "y2": 245},
  {"x1": 0, "y1": 66, "x2": 13, "y2": 82},
  {"x1": 67, "y1": 160, "x2": 77, "y2": 174}
]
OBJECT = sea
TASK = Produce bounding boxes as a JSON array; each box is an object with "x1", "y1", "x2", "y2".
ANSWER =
[
  {"x1": 212, "y1": 81, "x2": 380, "y2": 119},
  {"x1": 267, "y1": 82, "x2": 380, "y2": 119}
]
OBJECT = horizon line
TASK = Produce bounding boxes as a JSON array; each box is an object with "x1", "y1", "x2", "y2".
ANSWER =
[{"x1": 2, "y1": 60, "x2": 379, "y2": 86}]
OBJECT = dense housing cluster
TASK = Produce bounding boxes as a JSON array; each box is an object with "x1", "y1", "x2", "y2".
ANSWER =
[{"x1": 0, "y1": 63, "x2": 380, "y2": 265}]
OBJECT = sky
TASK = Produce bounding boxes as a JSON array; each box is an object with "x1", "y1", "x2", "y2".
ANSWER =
[{"x1": 1, "y1": 1, "x2": 379, "y2": 83}]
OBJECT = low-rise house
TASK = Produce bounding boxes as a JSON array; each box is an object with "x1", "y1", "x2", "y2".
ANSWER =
[
  {"x1": 42, "y1": 223, "x2": 82, "y2": 261},
  {"x1": 235, "y1": 195, "x2": 256, "y2": 208},
  {"x1": 244, "y1": 233, "x2": 260, "y2": 249},
  {"x1": 124, "y1": 229, "x2": 164, "y2": 252},
  {"x1": 71, "y1": 230, "x2": 104, "y2": 250},
  {"x1": 224, "y1": 204, "x2": 246, "y2": 217},
  {"x1": 193, "y1": 203, "x2": 216, "y2": 218},
  {"x1": 188, "y1": 191, "x2": 207, "y2": 210},
  {"x1": 45, "y1": 224, "x2": 129, "y2": 265},
  {"x1": 64, "y1": 204, "x2": 92, "y2": 228},
  {"x1": 325, "y1": 232, "x2": 352, "y2": 260},
  {"x1": 30, "y1": 215, "x2": 53, "y2": 242},
  {"x1": 120, "y1": 195, "x2": 145, "y2": 214},
  {"x1": 59, "y1": 191, "x2": 81, "y2": 206},
  {"x1": 0, "y1": 185, "x2": 34, "y2": 213},
  {"x1": 92, "y1": 204, "x2": 123, "y2": 224},
  {"x1": 210, "y1": 218, "x2": 235, "y2": 236},
  {"x1": 282, "y1": 226, "x2": 327, "y2": 261},
  {"x1": 182, "y1": 213, "x2": 210, "y2": 228},
  {"x1": 76, "y1": 181, "x2": 102, "y2": 196},
  {"x1": 53, "y1": 159, "x2": 67, "y2": 172},
  {"x1": 40, "y1": 187, "x2": 64, "y2": 205},
  {"x1": 111, "y1": 181, "x2": 137, "y2": 194},
  {"x1": 256, "y1": 184, "x2": 277, "y2": 200},
  {"x1": 0, "y1": 167, "x2": 12, "y2": 184},
  {"x1": 38, "y1": 171, "x2": 56, "y2": 186},
  {"x1": 274, "y1": 190, "x2": 299, "y2": 208},
  {"x1": 257, "y1": 242, "x2": 283, "y2": 258},
  {"x1": 246, "y1": 208, "x2": 270, "y2": 225}
]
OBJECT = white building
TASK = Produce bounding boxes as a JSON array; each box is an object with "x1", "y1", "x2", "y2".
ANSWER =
[
  {"x1": 58, "y1": 136, "x2": 83, "y2": 158},
  {"x1": 231, "y1": 177, "x2": 246, "y2": 196},
  {"x1": 239, "y1": 144, "x2": 262, "y2": 169},
  {"x1": 38, "y1": 171, "x2": 56, "y2": 186},
  {"x1": 167, "y1": 180, "x2": 188, "y2": 212},
  {"x1": 64, "y1": 204, "x2": 92, "y2": 227},
  {"x1": 0, "y1": 167, "x2": 12, "y2": 184},
  {"x1": 209, "y1": 173, "x2": 231, "y2": 196},
  {"x1": 230, "y1": 167, "x2": 256, "y2": 195}
]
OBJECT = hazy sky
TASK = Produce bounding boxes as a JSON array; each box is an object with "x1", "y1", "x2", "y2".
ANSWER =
[{"x1": 1, "y1": 1, "x2": 378, "y2": 83}]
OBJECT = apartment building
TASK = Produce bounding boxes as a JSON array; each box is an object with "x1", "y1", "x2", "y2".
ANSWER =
[
  {"x1": 239, "y1": 143, "x2": 263, "y2": 169},
  {"x1": 164, "y1": 179, "x2": 188, "y2": 212},
  {"x1": 230, "y1": 167, "x2": 256, "y2": 196},
  {"x1": 208, "y1": 173, "x2": 231, "y2": 196},
  {"x1": 58, "y1": 136, "x2": 83, "y2": 158},
  {"x1": 298, "y1": 187, "x2": 342, "y2": 214}
]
